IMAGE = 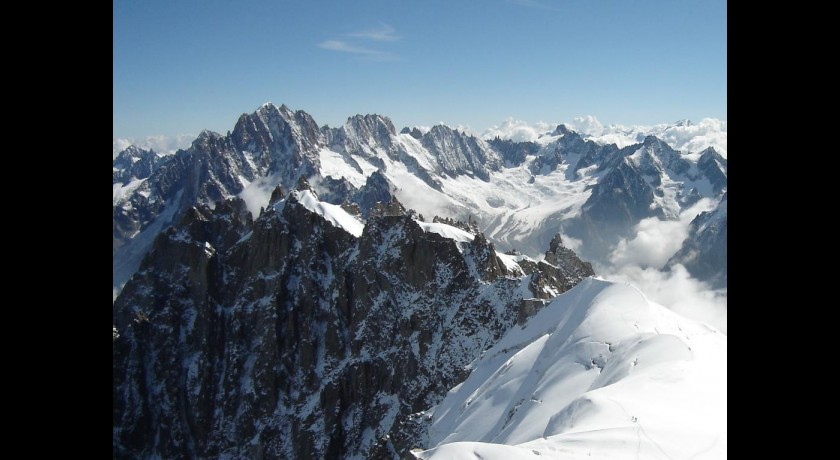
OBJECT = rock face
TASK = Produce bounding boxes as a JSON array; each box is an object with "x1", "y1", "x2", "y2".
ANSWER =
[
  {"x1": 420, "y1": 125, "x2": 501, "y2": 181},
  {"x1": 113, "y1": 190, "x2": 595, "y2": 459},
  {"x1": 666, "y1": 193, "x2": 727, "y2": 288},
  {"x1": 113, "y1": 103, "x2": 327, "y2": 294},
  {"x1": 486, "y1": 137, "x2": 540, "y2": 167}
]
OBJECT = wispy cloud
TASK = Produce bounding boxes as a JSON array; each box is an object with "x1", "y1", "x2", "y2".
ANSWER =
[
  {"x1": 319, "y1": 23, "x2": 402, "y2": 61},
  {"x1": 319, "y1": 40, "x2": 383, "y2": 55},
  {"x1": 347, "y1": 23, "x2": 400, "y2": 42},
  {"x1": 507, "y1": 0, "x2": 562, "y2": 12}
]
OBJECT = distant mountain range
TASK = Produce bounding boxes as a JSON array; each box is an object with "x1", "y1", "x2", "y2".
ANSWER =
[{"x1": 113, "y1": 103, "x2": 726, "y2": 297}]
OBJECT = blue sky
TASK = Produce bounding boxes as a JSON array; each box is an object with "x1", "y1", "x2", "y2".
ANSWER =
[{"x1": 114, "y1": 0, "x2": 726, "y2": 139}]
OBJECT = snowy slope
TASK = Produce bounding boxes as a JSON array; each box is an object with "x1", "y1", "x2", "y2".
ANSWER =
[
  {"x1": 291, "y1": 189, "x2": 365, "y2": 237},
  {"x1": 418, "y1": 221, "x2": 476, "y2": 243},
  {"x1": 312, "y1": 121, "x2": 723, "y2": 258},
  {"x1": 414, "y1": 278, "x2": 726, "y2": 459},
  {"x1": 318, "y1": 130, "x2": 601, "y2": 257}
]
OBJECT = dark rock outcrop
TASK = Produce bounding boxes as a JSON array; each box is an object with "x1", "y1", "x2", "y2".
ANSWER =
[
  {"x1": 528, "y1": 234, "x2": 595, "y2": 301},
  {"x1": 355, "y1": 171, "x2": 394, "y2": 217}
]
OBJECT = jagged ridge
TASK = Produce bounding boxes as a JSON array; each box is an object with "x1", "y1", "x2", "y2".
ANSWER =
[{"x1": 113, "y1": 185, "x2": 594, "y2": 459}]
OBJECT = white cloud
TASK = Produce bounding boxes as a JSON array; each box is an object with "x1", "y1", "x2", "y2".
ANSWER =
[
  {"x1": 567, "y1": 115, "x2": 605, "y2": 136},
  {"x1": 557, "y1": 232, "x2": 583, "y2": 253},
  {"x1": 113, "y1": 134, "x2": 195, "y2": 159},
  {"x1": 658, "y1": 118, "x2": 728, "y2": 158},
  {"x1": 479, "y1": 116, "x2": 727, "y2": 156},
  {"x1": 481, "y1": 118, "x2": 554, "y2": 142},
  {"x1": 599, "y1": 264, "x2": 727, "y2": 334},
  {"x1": 598, "y1": 197, "x2": 726, "y2": 334},
  {"x1": 609, "y1": 198, "x2": 715, "y2": 269},
  {"x1": 584, "y1": 118, "x2": 727, "y2": 157},
  {"x1": 454, "y1": 124, "x2": 478, "y2": 137},
  {"x1": 319, "y1": 40, "x2": 383, "y2": 55},
  {"x1": 347, "y1": 23, "x2": 399, "y2": 42},
  {"x1": 238, "y1": 174, "x2": 282, "y2": 218},
  {"x1": 319, "y1": 24, "x2": 401, "y2": 61}
]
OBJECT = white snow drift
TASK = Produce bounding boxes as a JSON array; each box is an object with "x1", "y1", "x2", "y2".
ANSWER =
[{"x1": 414, "y1": 278, "x2": 726, "y2": 459}]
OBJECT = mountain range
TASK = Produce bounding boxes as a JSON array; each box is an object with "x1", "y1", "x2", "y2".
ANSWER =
[
  {"x1": 113, "y1": 103, "x2": 726, "y2": 458},
  {"x1": 113, "y1": 103, "x2": 727, "y2": 297}
]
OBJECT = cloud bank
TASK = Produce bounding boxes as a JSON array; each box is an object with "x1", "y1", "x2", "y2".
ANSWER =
[
  {"x1": 609, "y1": 199, "x2": 715, "y2": 269},
  {"x1": 482, "y1": 118, "x2": 555, "y2": 142},
  {"x1": 481, "y1": 116, "x2": 727, "y2": 156},
  {"x1": 596, "y1": 198, "x2": 726, "y2": 334}
]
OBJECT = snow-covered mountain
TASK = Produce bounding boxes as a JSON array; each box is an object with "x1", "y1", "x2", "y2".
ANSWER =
[
  {"x1": 113, "y1": 182, "x2": 594, "y2": 458},
  {"x1": 414, "y1": 278, "x2": 726, "y2": 459},
  {"x1": 113, "y1": 103, "x2": 727, "y2": 298},
  {"x1": 113, "y1": 103, "x2": 727, "y2": 459}
]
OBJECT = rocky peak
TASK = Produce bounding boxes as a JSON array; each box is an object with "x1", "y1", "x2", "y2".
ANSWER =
[
  {"x1": 248, "y1": 102, "x2": 325, "y2": 156},
  {"x1": 118, "y1": 144, "x2": 144, "y2": 157},
  {"x1": 400, "y1": 126, "x2": 423, "y2": 139},
  {"x1": 543, "y1": 233, "x2": 594, "y2": 274},
  {"x1": 642, "y1": 134, "x2": 663, "y2": 148},
  {"x1": 466, "y1": 232, "x2": 506, "y2": 282},
  {"x1": 335, "y1": 114, "x2": 398, "y2": 159},
  {"x1": 369, "y1": 196, "x2": 406, "y2": 218},
  {"x1": 432, "y1": 215, "x2": 479, "y2": 234},
  {"x1": 192, "y1": 129, "x2": 226, "y2": 151},
  {"x1": 545, "y1": 233, "x2": 566, "y2": 259},
  {"x1": 346, "y1": 114, "x2": 396, "y2": 137},
  {"x1": 421, "y1": 125, "x2": 501, "y2": 181},
  {"x1": 113, "y1": 145, "x2": 169, "y2": 183},
  {"x1": 268, "y1": 184, "x2": 286, "y2": 206},
  {"x1": 697, "y1": 147, "x2": 727, "y2": 195},
  {"x1": 527, "y1": 234, "x2": 595, "y2": 301},
  {"x1": 354, "y1": 170, "x2": 393, "y2": 217},
  {"x1": 552, "y1": 124, "x2": 570, "y2": 136},
  {"x1": 294, "y1": 175, "x2": 313, "y2": 192}
]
